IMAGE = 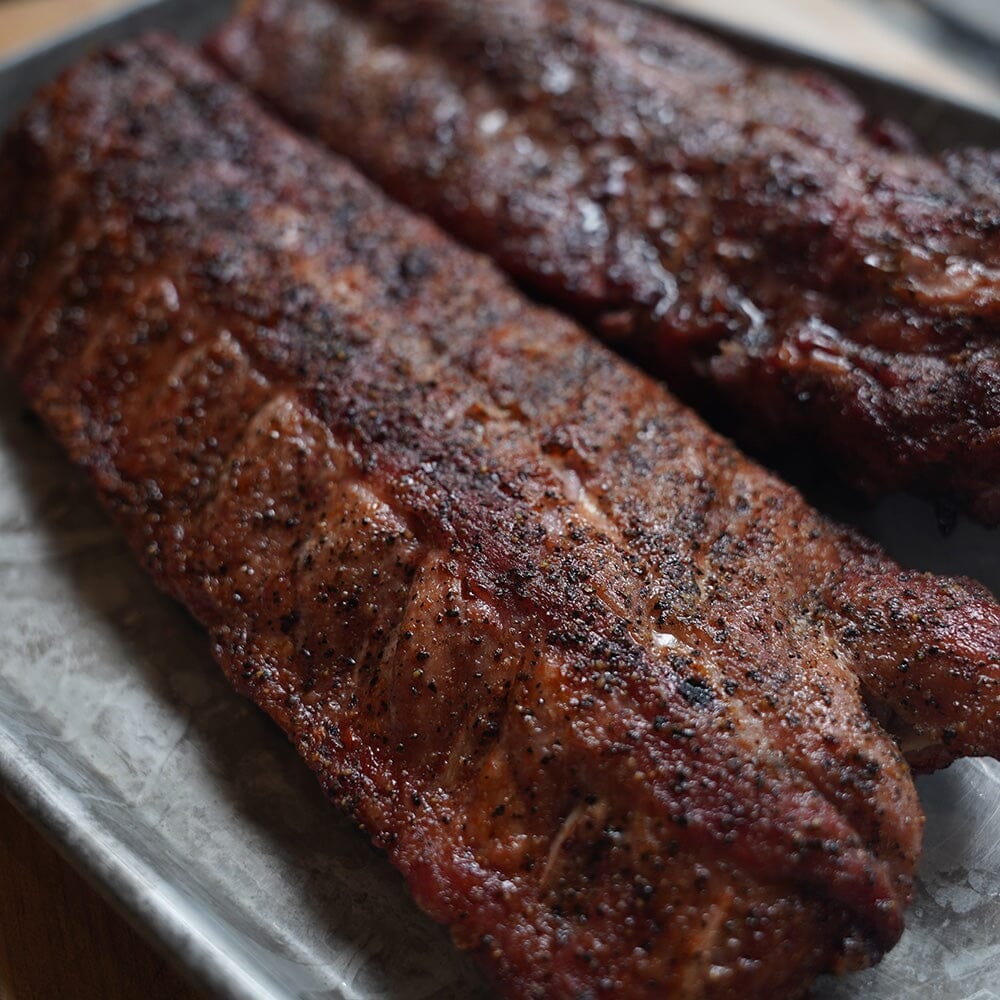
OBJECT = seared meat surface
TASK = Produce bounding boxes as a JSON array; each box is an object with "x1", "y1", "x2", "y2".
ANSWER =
[
  {"x1": 2, "y1": 35, "x2": 999, "y2": 999},
  {"x1": 210, "y1": 0, "x2": 1000, "y2": 522}
]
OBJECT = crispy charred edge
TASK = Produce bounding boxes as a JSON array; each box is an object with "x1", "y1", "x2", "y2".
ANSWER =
[
  {"x1": 0, "y1": 34, "x2": 931, "y2": 993},
  {"x1": 206, "y1": 0, "x2": 1000, "y2": 523}
]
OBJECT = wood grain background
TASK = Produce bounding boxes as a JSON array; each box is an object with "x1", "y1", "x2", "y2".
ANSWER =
[{"x1": 0, "y1": 795, "x2": 200, "y2": 998}]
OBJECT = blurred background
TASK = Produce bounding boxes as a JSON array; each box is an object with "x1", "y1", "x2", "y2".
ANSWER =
[
  {"x1": 1, "y1": 0, "x2": 997, "y2": 111},
  {"x1": 665, "y1": 0, "x2": 1000, "y2": 113}
]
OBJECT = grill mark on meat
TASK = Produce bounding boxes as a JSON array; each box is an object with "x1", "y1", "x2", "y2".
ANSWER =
[
  {"x1": 209, "y1": 0, "x2": 1000, "y2": 523},
  {"x1": 1, "y1": 34, "x2": 997, "y2": 999}
]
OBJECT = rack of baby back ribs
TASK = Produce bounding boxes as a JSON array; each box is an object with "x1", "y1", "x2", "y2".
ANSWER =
[{"x1": 0, "y1": 5, "x2": 997, "y2": 998}]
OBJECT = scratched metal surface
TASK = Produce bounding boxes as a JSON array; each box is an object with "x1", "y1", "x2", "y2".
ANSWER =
[{"x1": 0, "y1": 2, "x2": 998, "y2": 999}]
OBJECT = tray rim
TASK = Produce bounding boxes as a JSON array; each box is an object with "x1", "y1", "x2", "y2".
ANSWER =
[
  {"x1": 0, "y1": 4, "x2": 997, "y2": 1000},
  {"x1": 0, "y1": 692, "x2": 275, "y2": 1000}
]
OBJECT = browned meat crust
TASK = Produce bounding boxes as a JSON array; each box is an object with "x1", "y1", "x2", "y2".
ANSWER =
[
  {"x1": 209, "y1": 0, "x2": 1000, "y2": 523},
  {"x1": 1, "y1": 35, "x2": 998, "y2": 999}
]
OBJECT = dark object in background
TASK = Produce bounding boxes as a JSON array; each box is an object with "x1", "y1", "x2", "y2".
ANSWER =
[
  {"x1": 919, "y1": 0, "x2": 1000, "y2": 47},
  {"x1": 210, "y1": 0, "x2": 1000, "y2": 524}
]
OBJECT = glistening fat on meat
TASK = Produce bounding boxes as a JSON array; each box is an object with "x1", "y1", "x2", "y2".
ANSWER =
[
  {"x1": 209, "y1": 0, "x2": 1000, "y2": 523},
  {"x1": 2, "y1": 34, "x2": 998, "y2": 1000}
]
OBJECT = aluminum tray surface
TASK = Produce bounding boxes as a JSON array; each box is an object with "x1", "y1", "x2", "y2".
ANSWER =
[{"x1": 0, "y1": 3, "x2": 998, "y2": 998}]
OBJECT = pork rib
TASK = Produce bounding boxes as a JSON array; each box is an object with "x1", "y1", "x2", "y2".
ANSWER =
[
  {"x1": 209, "y1": 0, "x2": 1000, "y2": 523},
  {"x1": 2, "y1": 35, "x2": 998, "y2": 999}
]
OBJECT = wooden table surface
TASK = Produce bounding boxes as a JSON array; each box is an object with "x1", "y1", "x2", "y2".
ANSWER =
[
  {"x1": 0, "y1": 3, "x2": 996, "y2": 1000},
  {"x1": 0, "y1": 795, "x2": 201, "y2": 999}
]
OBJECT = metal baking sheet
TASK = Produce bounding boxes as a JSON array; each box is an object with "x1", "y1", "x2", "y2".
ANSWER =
[{"x1": 0, "y1": 3, "x2": 997, "y2": 998}]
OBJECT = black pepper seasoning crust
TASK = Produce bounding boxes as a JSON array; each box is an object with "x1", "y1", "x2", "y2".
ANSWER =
[{"x1": 3, "y1": 34, "x2": 998, "y2": 1000}]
